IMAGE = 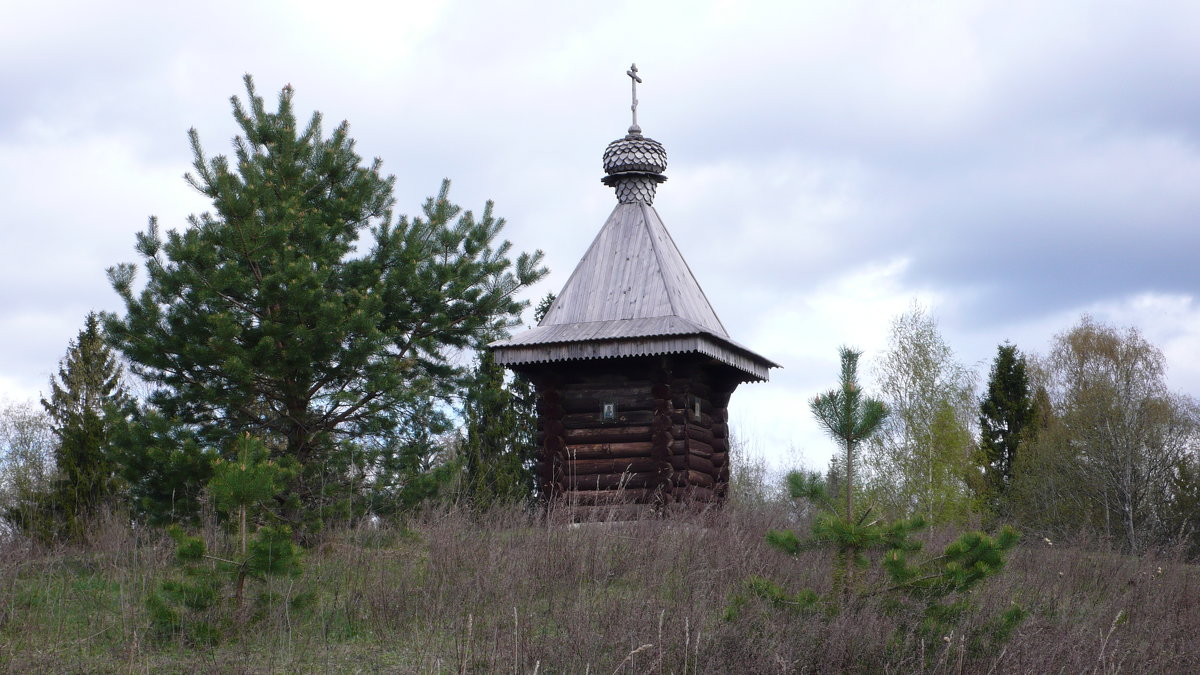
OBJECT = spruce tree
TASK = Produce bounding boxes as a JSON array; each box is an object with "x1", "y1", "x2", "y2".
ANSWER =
[
  {"x1": 977, "y1": 343, "x2": 1034, "y2": 516},
  {"x1": 34, "y1": 312, "x2": 132, "y2": 539},
  {"x1": 106, "y1": 76, "x2": 546, "y2": 529},
  {"x1": 457, "y1": 292, "x2": 551, "y2": 508},
  {"x1": 458, "y1": 350, "x2": 536, "y2": 508}
]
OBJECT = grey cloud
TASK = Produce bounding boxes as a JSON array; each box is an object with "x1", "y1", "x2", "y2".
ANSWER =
[{"x1": 4, "y1": 0, "x2": 1200, "y2": 443}]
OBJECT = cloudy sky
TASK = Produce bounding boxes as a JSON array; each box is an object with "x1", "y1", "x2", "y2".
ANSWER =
[{"x1": 3, "y1": 1, "x2": 1200, "y2": 470}]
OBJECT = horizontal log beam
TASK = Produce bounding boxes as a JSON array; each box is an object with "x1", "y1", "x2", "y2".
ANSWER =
[
  {"x1": 670, "y1": 396, "x2": 715, "y2": 415},
  {"x1": 566, "y1": 471, "x2": 663, "y2": 490},
  {"x1": 673, "y1": 470, "x2": 715, "y2": 489},
  {"x1": 561, "y1": 395, "x2": 659, "y2": 414},
  {"x1": 560, "y1": 384, "x2": 652, "y2": 399},
  {"x1": 670, "y1": 438, "x2": 714, "y2": 457},
  {"x1": 565, "y1": 441, "x2": 655, "y2": 459},
  {"x1": 668, "y1": 379, "x2": 712, "y2": 395},
  {"x1": 684, "y1": 423, "x2": 715, "y2": 446},
  {"x1": 564, "y1": 425, "x2": 652, "y2": 444},
  {"x1": 671, "y1": 411, "x2": 714, "y2": 427},
  {"x1": 568, "y1": 457, "x2": 663, "y2": 475},
  {"x1": 691, "y1": 453, "x2": 716, "y2": 475},
  {"x1": 669, "y1": 453, "x2": 715, "y2": 475},
  {"x1": 562, "y1": 410, "x2": 656, "y2": 429},
  {"x1": 559, "y1": 488, "x2": 659, "y2": 505}
]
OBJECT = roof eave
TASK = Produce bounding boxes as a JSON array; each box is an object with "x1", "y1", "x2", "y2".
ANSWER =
[{"x1": 491, "y1": 332, "x2": 778, "y2": 382}]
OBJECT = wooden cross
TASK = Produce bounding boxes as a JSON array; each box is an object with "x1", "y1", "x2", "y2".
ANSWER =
[{"x1": 627, "y1": 63, "x2": 642, "y2": 131}]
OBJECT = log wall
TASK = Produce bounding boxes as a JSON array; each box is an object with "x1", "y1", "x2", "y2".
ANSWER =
[{"x1": 529, "y1": 356, "x2": 739, "y2": 519}]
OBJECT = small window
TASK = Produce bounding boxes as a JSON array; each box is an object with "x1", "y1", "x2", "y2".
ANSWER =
[
  {"x1": 602, "y1": 402, "x2": 616, "y2": 421},
  {"x1": 693, "y1": 397, "x2": 702, "y2": 422}
]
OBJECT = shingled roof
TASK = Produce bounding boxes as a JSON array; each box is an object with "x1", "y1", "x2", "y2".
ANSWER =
[
  {"x1": 541, "y1": 201, "x2": 726, "y2": 334},
  {"x1": 490, "y1": 76, "x2": 777, "y2": 382}
]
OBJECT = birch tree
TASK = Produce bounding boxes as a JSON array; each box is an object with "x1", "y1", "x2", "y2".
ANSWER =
[
  {"x1": 1047, "y1": 316, "x2": 1197, "y2": 552},
  {"x1": 866, "y1": 304, "x2": 977, "y2": 522}
]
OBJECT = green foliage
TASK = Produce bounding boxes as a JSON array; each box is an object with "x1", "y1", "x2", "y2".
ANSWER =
[
  {"x1": 865, "y1": 305, "x2": 976, "y2": 523},
  {"x1": 456, "y1": 291, "x2": 550, "y2": 509},
  {"x1": 145, "y1": 591, "x2": 182, "y2": 637},
  {"x1": 0, "y1": 402, "x2": 55, "y2": 534},
  {"x1": 736, "y1": 465, "x2": 1024, "y2": 657},
  {"x1": 983, "y1": 603, "x2": 1030, "y2": 646},
  {"x1": 1162, "y1": 454, "x2": 1200, "y2": 556},
  {"x1": 975, "y1": 343, "x2": 1035, "y2": 517},
  {"x1": 161, "y1": 576, "x2": 221, "y2": 612},
  {"x1": 168, "y1": 525, "x2": 206, "y2": 562},
  {"x1": 106, "y1": 75, "x2": 546, "y2": 531},
  {"x1": 803, "y1": 347, "x2": 890, "y2": 601},
  {"x1": 209, "y1": 433, "x2": 297, "y2": 552},
  {"x1": 1011, "y1": 315, "x2": 1199, "y2": 552},
  {"x1": 784, "y1": 469, "x2": 827, "y2": 504},
  {"x1": 209, "y1": 435, "x2": 294, "y2": 517},
  {"x1": 457, "y1": 350, "x2": 538, "y2": 508},
  {"x1": 764, "y1": 528, "x2": 802, "y2": 556},
  {"x1": 810, "y1": 347, "x2": 888, "y2": 521},
  {"x1": 4, "y1": 503, "x2": 1198, "y2": 672},
  {"x1": 148, "y1": 548, "x2": 226, "y2": 644},
  {"x1": 724, "y1": 576, "x2": 820, "y2": 620},
  {"x1": 110, "y1": 409, "x2": 215, "y2": 526},
  {"x1": 148, "y1": 443, "x2": 303, "y2": 645},
  {"x1": 9, "y1": 313, "x2": 133, "y2": 542},
  {"x1": 357, "y1": 395, "x2": 458, "y2": 515},
  {"x1": 246, "y1": 526, "x2": 302, "y2": 578}
]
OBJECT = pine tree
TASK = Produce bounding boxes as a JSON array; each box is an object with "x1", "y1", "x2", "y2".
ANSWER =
[
  {"x1": 209, "y1": 433, "x2": 295, "y2": 556},
  {"x1": 976, "y1": 343, "x2": 1034, "y2": 516},
  {"x1": 810, "y1": 347, "x2": 888, "y2": 521},
  {"x1": 732, "y1": 465, "x2": 1024, "y2": 656},
  {"x1": 148, "y1": 436, "x2": 302, "y2": 644},
  {"x1": 33, "y1": 312, "x2": 132, "y2": 539},
  {"x1": 105, "y1": 77, "x2": 546, "y2": 529},
  {"x1": 110, "y1": 408, "x2": 215, "y2": 526}
]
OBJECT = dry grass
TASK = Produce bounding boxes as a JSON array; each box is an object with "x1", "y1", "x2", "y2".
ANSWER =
[{"x1": 1, "y1": 502, "x2": 1198, "y2": 673}]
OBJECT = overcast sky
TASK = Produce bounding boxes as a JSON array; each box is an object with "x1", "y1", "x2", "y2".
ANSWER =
[{"x1": 3, "y1": 1, "x2": 1200, "y2": 470}]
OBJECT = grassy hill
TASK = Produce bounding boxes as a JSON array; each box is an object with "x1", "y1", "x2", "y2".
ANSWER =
[{"x1": 2, "y1": 502, "x2": 1197, "y2": 673}]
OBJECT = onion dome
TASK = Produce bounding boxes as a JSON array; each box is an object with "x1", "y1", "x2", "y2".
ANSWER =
[
  {"x1": 601, "y1": 131, "x2": 668, "y2": 204},
  {"x1": 602, "y1": 132, "x2": 668, "y2": 176},
  {"x1": 601, "y1": 64, "x2": 668, "y2": 204}
]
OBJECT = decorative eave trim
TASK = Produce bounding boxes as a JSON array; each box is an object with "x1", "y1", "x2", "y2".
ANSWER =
[{"x1": 492, "y1": 333, "x2": 777, "y2": 383}]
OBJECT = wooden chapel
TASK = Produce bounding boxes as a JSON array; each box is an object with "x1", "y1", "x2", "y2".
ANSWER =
[{"x1": 490, "y1": 65, "x2": 777, "y2": 518}]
